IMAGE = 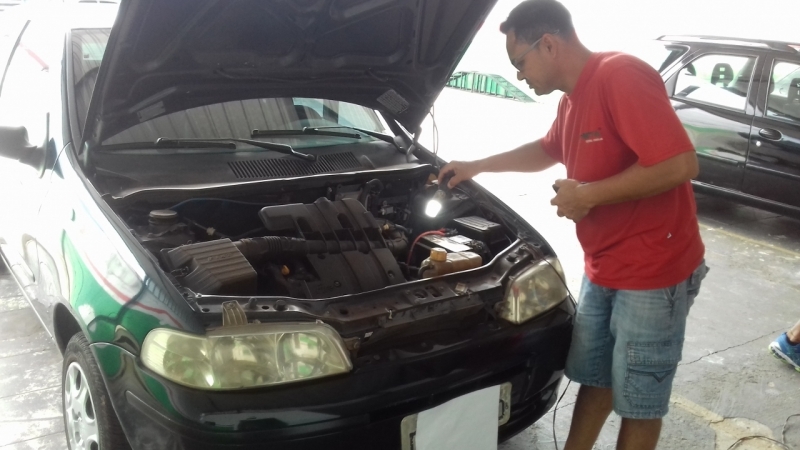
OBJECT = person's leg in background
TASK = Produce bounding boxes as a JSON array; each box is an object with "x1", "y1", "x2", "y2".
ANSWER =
[{"x1": 769, "y1": 319, "x2": 800, "y2": 371}]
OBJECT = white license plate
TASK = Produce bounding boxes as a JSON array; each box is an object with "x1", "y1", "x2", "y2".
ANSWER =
[{"x1": 400, "y1": 382, "x2": 511, "y2": 450}]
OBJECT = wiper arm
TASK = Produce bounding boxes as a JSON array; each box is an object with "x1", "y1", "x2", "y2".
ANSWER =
[
  {"x1": 251, "y1": 128, "x2": 362, "y2": 140},
  {"x1": 309, "y1": 126, "x2": 396, "y2": 144},
  {"x1": 155, "y1": 137, "x2": 316, "y2": 162},
  {"x1": 252, "y1": 126, "x2": 396, "y2": 145}
]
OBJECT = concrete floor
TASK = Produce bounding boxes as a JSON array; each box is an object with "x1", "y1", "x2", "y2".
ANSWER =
[
  {"x1": 496, "y1": 193, "x2": 800, "y2": 450},
  {"x1": 1, "y1": 194, "x2": 799, "y2": 450}
]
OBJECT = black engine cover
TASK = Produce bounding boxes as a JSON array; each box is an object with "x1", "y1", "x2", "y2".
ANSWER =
[{"x1": 259, "y1": 197, "x2": 405, "y2": 298}]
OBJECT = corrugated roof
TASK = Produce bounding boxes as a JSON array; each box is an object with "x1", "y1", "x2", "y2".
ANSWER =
[{"x1": 446, "y1": 72, "x2": 534, "y2": 103}]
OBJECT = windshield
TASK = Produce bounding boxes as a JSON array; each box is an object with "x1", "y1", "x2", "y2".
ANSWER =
[
  {"x1": 71, "y1": 29, "x2": 386, "y2": 148},
  {"x1": 772, "y1": 61, "x2": 800, "y2": 96}
]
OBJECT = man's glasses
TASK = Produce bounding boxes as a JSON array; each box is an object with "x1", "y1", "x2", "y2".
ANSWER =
[{"x1": 510, "y1": 30, "x2": 559, "y2": 72}]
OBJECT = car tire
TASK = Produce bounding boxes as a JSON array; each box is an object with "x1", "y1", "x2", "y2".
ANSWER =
[{"x1": 62, "y1": 333, "x2": 131, "y2": 450}]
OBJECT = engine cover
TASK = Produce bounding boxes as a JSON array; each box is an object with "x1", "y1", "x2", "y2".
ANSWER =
[{"x1": 259, "y1": 197, "x2": 405, "y2": 298}]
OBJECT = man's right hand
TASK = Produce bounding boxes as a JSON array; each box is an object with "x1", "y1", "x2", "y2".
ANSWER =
[{"x1": 438, "y1": 160, "x2": 481, "y2": 189}]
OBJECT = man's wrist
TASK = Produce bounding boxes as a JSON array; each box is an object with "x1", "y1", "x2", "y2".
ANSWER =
[
  {"x1": 470, "y1": 158, "x2": 488, "y2": 175},
  {"x1": 576, "y1": 182, "x2": 598, "y2": 209}
]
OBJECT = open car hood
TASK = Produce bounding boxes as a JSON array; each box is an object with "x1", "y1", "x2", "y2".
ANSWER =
[{"x1": 83, "y1": 0, "x2": 497, "y2": 145}]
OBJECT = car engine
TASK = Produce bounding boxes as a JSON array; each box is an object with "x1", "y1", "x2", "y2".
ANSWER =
[{"x1": 123, "y1": 176, "x2": 512, "y2": 298}]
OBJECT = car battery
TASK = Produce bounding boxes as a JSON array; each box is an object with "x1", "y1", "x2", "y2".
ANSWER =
[
  {"x1": 451, "y1": 216, "x2": 504, "y2": 245},
  {"x1": 416, "y1": 234, "x2": 489, "y2": 264}
]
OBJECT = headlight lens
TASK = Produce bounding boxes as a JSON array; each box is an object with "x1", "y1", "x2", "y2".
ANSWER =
[
  {"x1": 141, "y1": 322, "x2": 352, "y2": 390},
  {"x1": 499, "y1": 258, "x2": 568, "y2": 325}
]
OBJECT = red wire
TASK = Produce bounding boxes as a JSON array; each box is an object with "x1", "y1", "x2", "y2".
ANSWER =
[{"x1": 406, "y1": 229, "x2": 445, "y2": 268}]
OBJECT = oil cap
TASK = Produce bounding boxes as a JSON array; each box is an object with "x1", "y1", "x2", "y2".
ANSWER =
[
  {"x1": 430, "y1": 247, "x2": 447, "y2": 262},
  {"x1": 149, "y1": 209, "x2": 178, "y2": 226}
]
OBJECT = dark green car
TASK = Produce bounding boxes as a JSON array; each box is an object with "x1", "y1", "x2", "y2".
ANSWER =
[{"x1": 0, "y1": 1, "x2": 574, "y2": 449}]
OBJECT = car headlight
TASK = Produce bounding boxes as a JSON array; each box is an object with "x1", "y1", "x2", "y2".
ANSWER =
[
  {"x1": 499, "y1": 257, "x2": 568, "y2": 325},
  {"x1": 141, "y1": 321, "x2": 352, "y2": 390}
]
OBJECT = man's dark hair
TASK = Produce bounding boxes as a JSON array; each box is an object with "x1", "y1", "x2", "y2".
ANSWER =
[{"x1": 499, "y1": 0, "x2": 575, "y2": 44}]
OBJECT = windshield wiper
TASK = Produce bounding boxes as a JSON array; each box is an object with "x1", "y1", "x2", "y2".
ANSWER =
[
  {"x1": 155, "y1": 137, "x2": 316, "y2": 162},
  {"x1": 311, "y1": 126, "x2": 396, "y2": 144},
  {"x1": 252, "y1": 126, "x2": 395, "y2": 145},
  {"x1": 251, "y1": 128, "x2": 362, "y2": 140}
]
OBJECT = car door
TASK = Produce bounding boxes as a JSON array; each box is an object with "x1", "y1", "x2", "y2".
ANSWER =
[
  {"x1": 666, "y1": 50, "x2": 761, "y2": 191},
  {"x1": 741, "y1": 56, "x2": 800, "y2": 208},
  {"x1": 0, "y1": 17, "x2": 62, "y2": 310}
]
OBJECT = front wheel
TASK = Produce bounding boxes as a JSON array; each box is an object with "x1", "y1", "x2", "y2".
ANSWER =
[{"x1": 62, "y1": 333, "x2": 131, "y2": 450}]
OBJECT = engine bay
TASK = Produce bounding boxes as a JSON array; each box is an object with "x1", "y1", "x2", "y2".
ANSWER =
[{"x1": 118, "y1": 170, "x2": 517, "y2": 299}]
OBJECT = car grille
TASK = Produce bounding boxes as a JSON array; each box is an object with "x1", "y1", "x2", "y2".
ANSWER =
[{"x1": 228, "y1": 152, "x2": 363, "y2": 179}]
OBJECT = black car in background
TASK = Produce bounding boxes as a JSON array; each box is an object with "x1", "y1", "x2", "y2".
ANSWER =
[
  {"x1": 654, "y1": 35, "x2": 800, "y2": 216},
  {"x1": 0, "y1": 1, "x2": 574, "y2": 449}
]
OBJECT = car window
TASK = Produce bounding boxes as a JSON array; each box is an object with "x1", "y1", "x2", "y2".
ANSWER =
[
  {"x1": 0, "y1": 17, "x2": 62, "y2": 146},
  {"x1": 71, "y1": 28, "x2": 386, "y2": 149},
  {"x1": 71, "y1": 28, "x2": 109, "y2": 133},
  {"x1": 673, "y1": 53, "x2": 756, "y2": 111},
  {"x1": 630, "y1": 42, "x2": 686, "y2": 73},
  {"x1": 766, "y1": 60, "x2": 800, "y2": 124},
  {"x1": 101, "y1": 97, "x2": 385, "y2": 148}
]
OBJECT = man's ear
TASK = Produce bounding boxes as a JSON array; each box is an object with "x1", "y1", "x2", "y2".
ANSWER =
[
  {"x1": 542, "y1": 35, "x2": 559, "y2": 57},
  {"x1": 543, "y1": 35, "x2": 555, "y2": 52}
]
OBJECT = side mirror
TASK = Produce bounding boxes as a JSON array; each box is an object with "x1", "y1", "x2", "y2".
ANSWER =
[
  {"x1": 0, "y1": 126, "x2": 36, "y2": 161},
  {"x1": 0, "y1": 126, "x2": 46, "y2": 175}
]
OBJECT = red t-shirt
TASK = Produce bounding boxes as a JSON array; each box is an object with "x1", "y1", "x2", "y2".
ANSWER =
[{"x1": 541, "y1": 52, "x2": 704, "y2": 290}]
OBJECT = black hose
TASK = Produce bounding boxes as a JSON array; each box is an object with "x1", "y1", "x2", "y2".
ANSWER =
[
  {"x1": 384, "y1": 235, "x2": 408, "y2": 256},
  {"x1": 418, "y1": 262, "x2": 433, "y2": 278},
  {"x1": 357, "y1": 179, "x2": 384, "y2": 207}
]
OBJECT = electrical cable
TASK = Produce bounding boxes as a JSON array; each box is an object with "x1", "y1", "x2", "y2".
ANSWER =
[
  {"x1": 406, "y1": 229, "x2": 445, "y2": 269},
  {"x1": 541, "y1": 254, "x2": 577, "y2": 450},
  {"x1": 784, "y1": 414, "x2": 800, "y2": 448},
  {"x1": 430, "y1": 104, "x2": 440, "y2": 169},
  {"x1": 726, "y1": 436, "x2": 789, "y2": 450},
  {"x1": 519, "y1": 250, "x2": 577, "y2": 450},
  {"x1": 552, "y1": 380, "x2": 572, "y2": 450},
  {"x1": 725, "y1": 413, "x2": 800, "y2": 450}
]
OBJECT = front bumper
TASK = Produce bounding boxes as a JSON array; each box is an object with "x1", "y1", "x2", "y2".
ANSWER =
[{"x1": 95, "y1": 303, "x2": 573, "y2": 449}]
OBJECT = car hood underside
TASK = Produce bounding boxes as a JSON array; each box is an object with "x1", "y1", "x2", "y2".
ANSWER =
[{"x1": 83, "y1": 0, "x2": 497, "y2": 144}]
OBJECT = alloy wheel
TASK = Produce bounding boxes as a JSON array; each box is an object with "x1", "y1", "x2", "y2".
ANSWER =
[{"x1": 64, "y1": 362, "x2": 100, "y2": 450}]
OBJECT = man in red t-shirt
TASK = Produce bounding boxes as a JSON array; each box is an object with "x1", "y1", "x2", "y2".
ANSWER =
[{"x1": 438, "y1": 1, "x2": 707, "y2": 449}]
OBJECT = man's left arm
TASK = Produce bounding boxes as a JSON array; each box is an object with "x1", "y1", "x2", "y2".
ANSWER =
[{"x1": 551, "y1": 151, "x2": 698, "y2": 221}]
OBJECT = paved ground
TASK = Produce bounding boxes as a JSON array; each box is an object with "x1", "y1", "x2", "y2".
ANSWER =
[
  {"x1": 1, "y1": 91, "x2": 799, "y2": 449},
  {"x1": 495, "y1": 192, "x2": 800, "y2": 450}
]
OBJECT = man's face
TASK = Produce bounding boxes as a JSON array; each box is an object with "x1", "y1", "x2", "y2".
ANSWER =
[{"x1": 506, "y1": 31, "x2": 555, "y2": 96}]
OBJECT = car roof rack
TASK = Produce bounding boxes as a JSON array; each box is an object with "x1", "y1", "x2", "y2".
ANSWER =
[{"x1": 657, "y1": 35, "x2": 800, "y2": 54}]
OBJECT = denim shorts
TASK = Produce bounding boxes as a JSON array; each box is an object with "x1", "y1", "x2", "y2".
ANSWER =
[{"x1": 564, "y1": 261, "x2": 708, "y2": 419}]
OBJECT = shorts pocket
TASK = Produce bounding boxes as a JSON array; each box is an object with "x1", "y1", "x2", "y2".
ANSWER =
[
  {"x1": 662, "y1": 284, "x2": 679, "y2": 304},
  {"x1": 687, "y1": 262, "x2": 709, "y2": 299},
  {"x1": 623, "y1": 341, "x2": 682, "y2": 409}
]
